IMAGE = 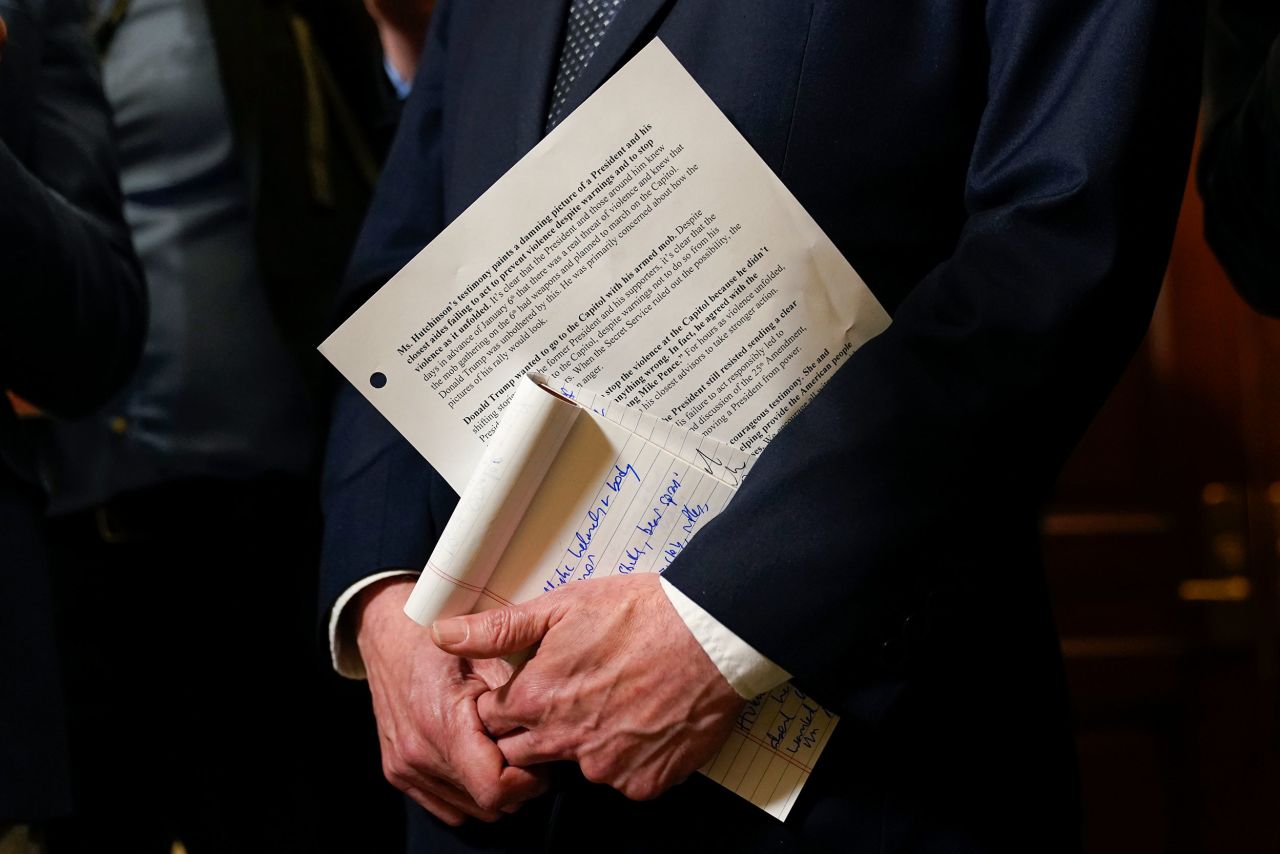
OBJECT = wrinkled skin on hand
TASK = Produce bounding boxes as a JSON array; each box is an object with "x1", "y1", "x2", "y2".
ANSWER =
[
  {"x1": 356, "y1": 578, "x2": 549, "y2": 826},
  {"x1": 433, "y1": 573, "x2": 745, "y2": 801}
]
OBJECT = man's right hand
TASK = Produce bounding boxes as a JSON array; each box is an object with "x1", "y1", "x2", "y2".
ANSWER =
[{"x1": 355, "y1": 578, "x2": 549, "y2": 826}]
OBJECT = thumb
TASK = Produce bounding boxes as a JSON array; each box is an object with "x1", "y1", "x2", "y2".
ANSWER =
[{"x1": 432, "y1": 598, "x2": 561, "y2": 659}]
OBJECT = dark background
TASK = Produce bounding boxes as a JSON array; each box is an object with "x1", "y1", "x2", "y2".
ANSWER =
[{"x1": 1045, "y1": 126, "x2": 1280, "y2": 853}]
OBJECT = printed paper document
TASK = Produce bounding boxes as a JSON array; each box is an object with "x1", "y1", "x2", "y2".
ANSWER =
[{"x1": 320, "y1": 40, "x2": 889, "y2": 493}]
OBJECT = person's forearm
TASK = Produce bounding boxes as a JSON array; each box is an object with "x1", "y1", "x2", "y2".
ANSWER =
[{"x1": 664, "y1": 0, "x2": 1202, "y2": 716}]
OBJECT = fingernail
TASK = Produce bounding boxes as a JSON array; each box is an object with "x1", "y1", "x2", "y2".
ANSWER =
[{"x1": 432, "y1": 618, "x2": 469, "y2": 647}]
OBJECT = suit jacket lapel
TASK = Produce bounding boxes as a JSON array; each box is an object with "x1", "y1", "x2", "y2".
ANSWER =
[
  {"x1": 506, "y1": 0, "x2": 571, "y2": 152},
  {"x1": 446, "y1": 1, "x2": 566, "y2": 208},
  {"x1": 553, "y1": 0, "x2": 673, "y2": 124}
]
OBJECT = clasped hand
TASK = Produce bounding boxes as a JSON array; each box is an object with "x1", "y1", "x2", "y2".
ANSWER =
[
  {"x1": 357, "y1": 574, "x2": 743, "y2": 825},
  {"x1": 356, "y1": 579, "x2": 548, "y2": 825}
]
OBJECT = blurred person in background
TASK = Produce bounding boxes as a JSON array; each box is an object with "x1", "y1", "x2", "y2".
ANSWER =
[
  {"x1": 34, "y1": 1, "x2": 429, "y2": 851},
  {"x1": 0, "y1": 1, "x2": 145, "y2": 852},
  {"x1": 1199, "y1": 0, "x2": 1280, "y2": 315}
]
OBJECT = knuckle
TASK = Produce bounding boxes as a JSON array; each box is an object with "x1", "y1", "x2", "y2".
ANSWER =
[
  {"x1": 473, "y1": 785, "x2": 504, "y2": 813},
  {"x1": 400, "y1": 735, "x2": 435, "y2": 772},
  {"x1": 578, "y1": 755, "x2": 612, "y2": 786},
  {"x1": 383, "y1": 760, "x2": 412, "y2": 791},
  {"x1": 480, "y1": 609, "x2": 520, "y2": 650},
  {"x1": 518, "y1": 724, "x2": 543, "y2": 752},
  {"x1": 436, "y1": 809, "x2": 466, "y2": 828},
  {"x1": 502, "y1": 688, "x2": 538, "y2": 728},
  {"x1": 621, "y1": 776, "x2": 661, "y2": 801},
  {"x1": 541, "y1": 727, "x2": 577, "y2": 761}
]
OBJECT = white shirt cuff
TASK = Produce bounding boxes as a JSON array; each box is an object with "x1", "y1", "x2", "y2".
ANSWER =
[
  {"x1": 332, "y1": 571, "x2": 792, "y2": 696},
  {"x1": 659, "y1": 577, "x2": 791, "y2": 699},
  {"x1": 328, "y1": 569, "x2": 420, "y2": 679}
]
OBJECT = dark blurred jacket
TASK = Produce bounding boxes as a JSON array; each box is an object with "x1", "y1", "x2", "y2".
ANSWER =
[
  {"x1": 27, "y1": 3, "x2": 402, "y2": 849},
  {"x1": 1200, "y1": 0, "x2": 1280, "y2": 316},
  {"x1": 0, "y1": 0, "x2": 145, "y2": 824},
  {"x1": 40, "y1": 0, "x2": 396, "y2": 510},
  {"x1": 209, "y1": 0, "x2": 396, "y2": 385}
]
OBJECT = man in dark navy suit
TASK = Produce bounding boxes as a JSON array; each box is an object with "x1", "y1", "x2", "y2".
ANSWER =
[
  {"x1": 322, "y1": 2, "x2": 1203, "y2": 851},
  {"x1": 0, "y1": 1, "x2": 144, "y2": 849}
]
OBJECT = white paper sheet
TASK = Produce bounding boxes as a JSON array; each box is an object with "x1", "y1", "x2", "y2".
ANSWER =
[{"x1": 320, "y1": 39, "x2": 889, "y2": 494}]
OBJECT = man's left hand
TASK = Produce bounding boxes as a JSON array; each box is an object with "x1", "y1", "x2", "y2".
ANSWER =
[{"x1": 431, "y1": 574, "x2": 744, "y2": 801}]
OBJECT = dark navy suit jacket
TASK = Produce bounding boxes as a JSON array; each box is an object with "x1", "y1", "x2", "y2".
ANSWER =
[
  {"x1": 322, "y1": 2, "x2": 1202, "y2": 850},
  {"x1": 0, "y1": 0, "x2": 144, "y2": 824}
]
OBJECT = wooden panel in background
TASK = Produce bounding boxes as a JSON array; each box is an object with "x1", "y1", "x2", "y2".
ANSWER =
[{"x1": 1044, "y1": 134, "x2": 1280, "y2": 854}]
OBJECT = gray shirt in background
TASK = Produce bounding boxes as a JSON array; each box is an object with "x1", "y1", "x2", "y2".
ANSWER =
[{"x1": 44, "y1": 0, "x2": 314, "y2": 513}]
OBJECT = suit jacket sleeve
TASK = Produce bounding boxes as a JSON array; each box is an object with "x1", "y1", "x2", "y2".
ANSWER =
[
  {"x1": 1199, "y1": 0, "x2": 1280, "y2": 315},
  {"x1": 0, "y1": 0, "x2": 145, "y2": 416},
  {"x1": 661, "y1": 0, "x2": 1201, "y2": 718},
  {"x1": 320, "y1": 0, "x2": 455, "y2": 617}
]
